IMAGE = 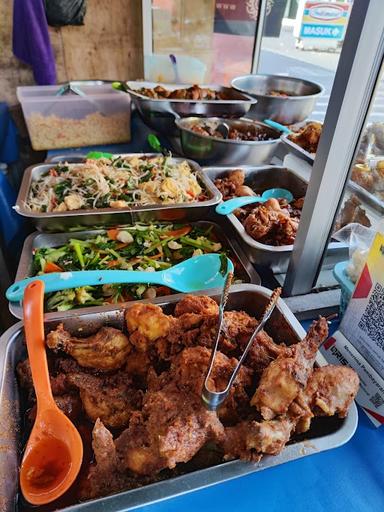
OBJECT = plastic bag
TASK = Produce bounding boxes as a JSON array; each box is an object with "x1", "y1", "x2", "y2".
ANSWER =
[
  {"x1": 45, "y1": 0, "x2": 87, "y2": 27},
  {"x1": 333, "y1": 221, "x2": 384, "y2": 282}
]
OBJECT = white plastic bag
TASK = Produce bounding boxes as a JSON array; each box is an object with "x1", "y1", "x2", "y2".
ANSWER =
[{"x1": 333, "y1": 221, "x2": 384, "y2": 282}]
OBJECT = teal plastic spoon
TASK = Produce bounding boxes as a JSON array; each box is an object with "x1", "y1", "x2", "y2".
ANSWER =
[
  {"x1": 263, "y1": 119, "x2": 292, "y2": 135},
  {"x1": 216, "y1": 188, "x2": 294, "y2": 216},
  {"x1": 6, "y1": 254, "x2": 234, "y2": 303}
]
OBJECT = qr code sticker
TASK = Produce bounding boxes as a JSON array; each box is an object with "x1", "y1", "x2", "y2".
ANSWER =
[
  {"x1": 369, "y1": 392, "x2": 384, "y2": 409},
  {"x1": 358, "y1": 283, "x2": 384, "y2": 348}
]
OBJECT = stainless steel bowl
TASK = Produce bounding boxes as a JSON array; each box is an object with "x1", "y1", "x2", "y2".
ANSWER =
[
  {"x1": 231, "y1": 74, "x2": 323, "y2": 125},
  {"x1": 176, "y1": 117, "x2": 280, "y2": 165},
  {"x1": 126, "y1": 81, "x2": 257, "y2": 136}
]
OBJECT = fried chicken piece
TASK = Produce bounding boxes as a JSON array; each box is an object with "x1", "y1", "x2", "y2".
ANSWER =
[
  {"x1": 292, "y1": 365, "x2": 359, "y2": 434},
  {"x1": 288, "y1": 122, "x2": 322, "y2": 153},
  {"x1": 244, "y1": 205, "x2": 279, "y2": 240},
  {"x1": 115, "y1": 382, "x2": 224, "y2": 476},
  {"x1": 152, "y1": 346, "x2": 252, "y2": 424},
  {"x1": 227, "y1": 169, "x2": 245, "y2": 188},
  {"x1": 66, "y1": 371, "x2": 142, "y2": 428},
  {"x1": 274, "y1": 215, "x2": 299, "y2": 245},
  {"x1": 46, "y1": 323, "x2": 131, "y2": 371},
  {"x1": 126, "y1": 303, "x2": 173, "y2": 352},
  {"x1": 223, "y1": 416, "x2": 296, "y2": 461},
  {"x1": 251, "y1": 318, "x2": 328, "y2": 419},
  {"x1": 174, "y1": 295, "x2": 219, "y2": 317},
  {"x1": 79, "y1": 419, "x2": 135, "y2": 500}
]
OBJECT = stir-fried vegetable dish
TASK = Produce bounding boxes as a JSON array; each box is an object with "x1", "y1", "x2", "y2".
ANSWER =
[{"x1": 32, "y1": 223, "x2": 236, "y2": 311}]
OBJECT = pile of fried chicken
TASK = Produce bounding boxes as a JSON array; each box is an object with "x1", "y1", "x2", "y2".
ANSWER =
[
  {"x1": 214, "y1": 169, "x2": 304, "y2": 245},
  {"x1": 17, "y1": 295, "x2": 359, "y2": 502}
]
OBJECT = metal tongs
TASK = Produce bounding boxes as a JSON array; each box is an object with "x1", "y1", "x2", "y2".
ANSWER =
[{"x1": 202, "y1": 276, "x2": 282, "y2": 410}]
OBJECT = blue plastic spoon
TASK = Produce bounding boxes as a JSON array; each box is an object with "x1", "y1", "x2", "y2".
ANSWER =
[
  {"x1": 216, "y1": 188, "x2": 294, "y2": 216},
  {"x1": 263, "y1": 119, "x2": 292, "y2": 135},
  {"x1": 6, "y1": 254, "x2": 234, "y2": 303}
]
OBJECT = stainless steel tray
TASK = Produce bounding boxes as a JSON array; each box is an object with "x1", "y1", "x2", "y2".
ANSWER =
[
  {"x1": 175, "y1": 117, "x2": 280, "y2": 166},
  {"x1": 9, "y1": 221, "x2": 260, "y2": 319},
  {"x1": 126, "y1": 81, "x2": 257, "y2": 136},
  {"x1": 14, "y1": 155, "x2": 222, "y2": 232},
  {"x1": 280, "y1": 133, "x2": 315, "y2": 165},
  {"x1": 204, "y1": 166, "x2": 348, "y2": 272},
  {"x1": 0, "y1": 284, "x2": 358, "y2": 512}
]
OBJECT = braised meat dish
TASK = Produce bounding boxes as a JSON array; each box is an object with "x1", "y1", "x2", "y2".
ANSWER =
[
  {"x1": 288, "y1": 122, "x2": 322, "y2": 154},
  {"x1": 17, "y1": 295, "x2": 359, "y2": 505},
  {"x1": 190, "y1": 122, "x2": 276, "y2": 142},
  {"x1": 214, "y1": 169, "x2": 305, "y2": 246},
  {"x1": 135, "y1": 84, "x2": 224, "y2": 101}
]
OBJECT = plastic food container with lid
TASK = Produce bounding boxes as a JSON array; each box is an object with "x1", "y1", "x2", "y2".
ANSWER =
[{"x1": 17, "y1": 83, "x2": 131, "y2": 150}]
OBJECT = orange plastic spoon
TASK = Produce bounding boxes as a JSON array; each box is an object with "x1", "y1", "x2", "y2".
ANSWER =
[{"x1": 20, "y1": 280, "x2": 83, "y2": 505}]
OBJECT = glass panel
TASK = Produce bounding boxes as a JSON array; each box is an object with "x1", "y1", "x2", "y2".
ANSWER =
[
  {"x1": 150, "y1": 0, "x2": 259, "y2": 84},
  {"x1": 318, "y1": 60, "x2": 384, "y2": 286},
  {"x1": 258, "y1": 0, "x2": 354, "y2": 120}
]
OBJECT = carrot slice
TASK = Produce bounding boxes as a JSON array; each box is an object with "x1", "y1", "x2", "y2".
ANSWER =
[
  {"x1": 107, "y1": 228, "x2": 119, "y2": 240},
  {"x1": 162, "y1": 226, "x2": 192, "y2": 238},
  {"x1": 44, "y1": 261, "x2": 63, "y2": 273},
  {"x1": 106, "y1": 260, "x2": 120, "y2": 268}
]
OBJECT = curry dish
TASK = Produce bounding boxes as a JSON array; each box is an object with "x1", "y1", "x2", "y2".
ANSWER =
[{"x1": 17, "y1": 295, "x2": 359, "y2": 505}]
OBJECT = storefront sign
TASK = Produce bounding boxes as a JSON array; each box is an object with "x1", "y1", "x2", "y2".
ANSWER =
[{"x1": 299, "y1": 1, "x2": 351, "y2": 40}]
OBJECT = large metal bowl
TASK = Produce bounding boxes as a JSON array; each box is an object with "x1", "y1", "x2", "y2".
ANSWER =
[
  {"x1": 126, "y1": 81, "x2": 257, "y2": 136},
  {"x1": 231, "y1": 74, "x2": 323, "y2": 125},
  {"x1": 175, "y1": 117, "x2": 280, "y2": 165}
]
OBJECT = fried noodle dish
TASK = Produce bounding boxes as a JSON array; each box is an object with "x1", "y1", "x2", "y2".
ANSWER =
[
  {"x1": 27, "y1": 156, "x2": 203, "y2": 213},
  {"x1": 17, "y1": 295, "x2": 359, "y2": 505},
  {"x1": 214, "y1": 169, "x2": 304, "y2": 246}
]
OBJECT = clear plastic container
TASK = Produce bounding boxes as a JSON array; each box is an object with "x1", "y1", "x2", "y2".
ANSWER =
[{"x1": 17, "y1": 84, "x2": 131, "y2": 150}]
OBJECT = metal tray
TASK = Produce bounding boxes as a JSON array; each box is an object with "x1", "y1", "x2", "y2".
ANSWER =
[
  {"x1": 204, "y1": 166, "x2": 348, "y2": 273},
  {"x1": 0, "y1": 284, "x2": 358, "y2": 512},
  {"x1": 280, "y1": 133, "x2": 315, "y2": 165},
  {"x1": 9, "y1": 221, "x2": 260, "y2": 319},
  {"x1": 175, "y1": 117, "x2": 280, "y2": 166},
  {"x1": 126, "y1": 81, "x2": 257, "y2": 136},
  {"x1": 14, "y1": 155, "x2": 222, "y2": 232}
]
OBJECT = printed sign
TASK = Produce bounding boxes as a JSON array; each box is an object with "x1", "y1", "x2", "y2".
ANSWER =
[
  {"x1": 340, "y1": 233, "x2": 384, "y2": 376},
  {"x1": 321, "y1": 232, "x2": 384, "y2": 427},
  {"x1": 299, "y1": 1, "x2": 351, "y2": 40}
]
